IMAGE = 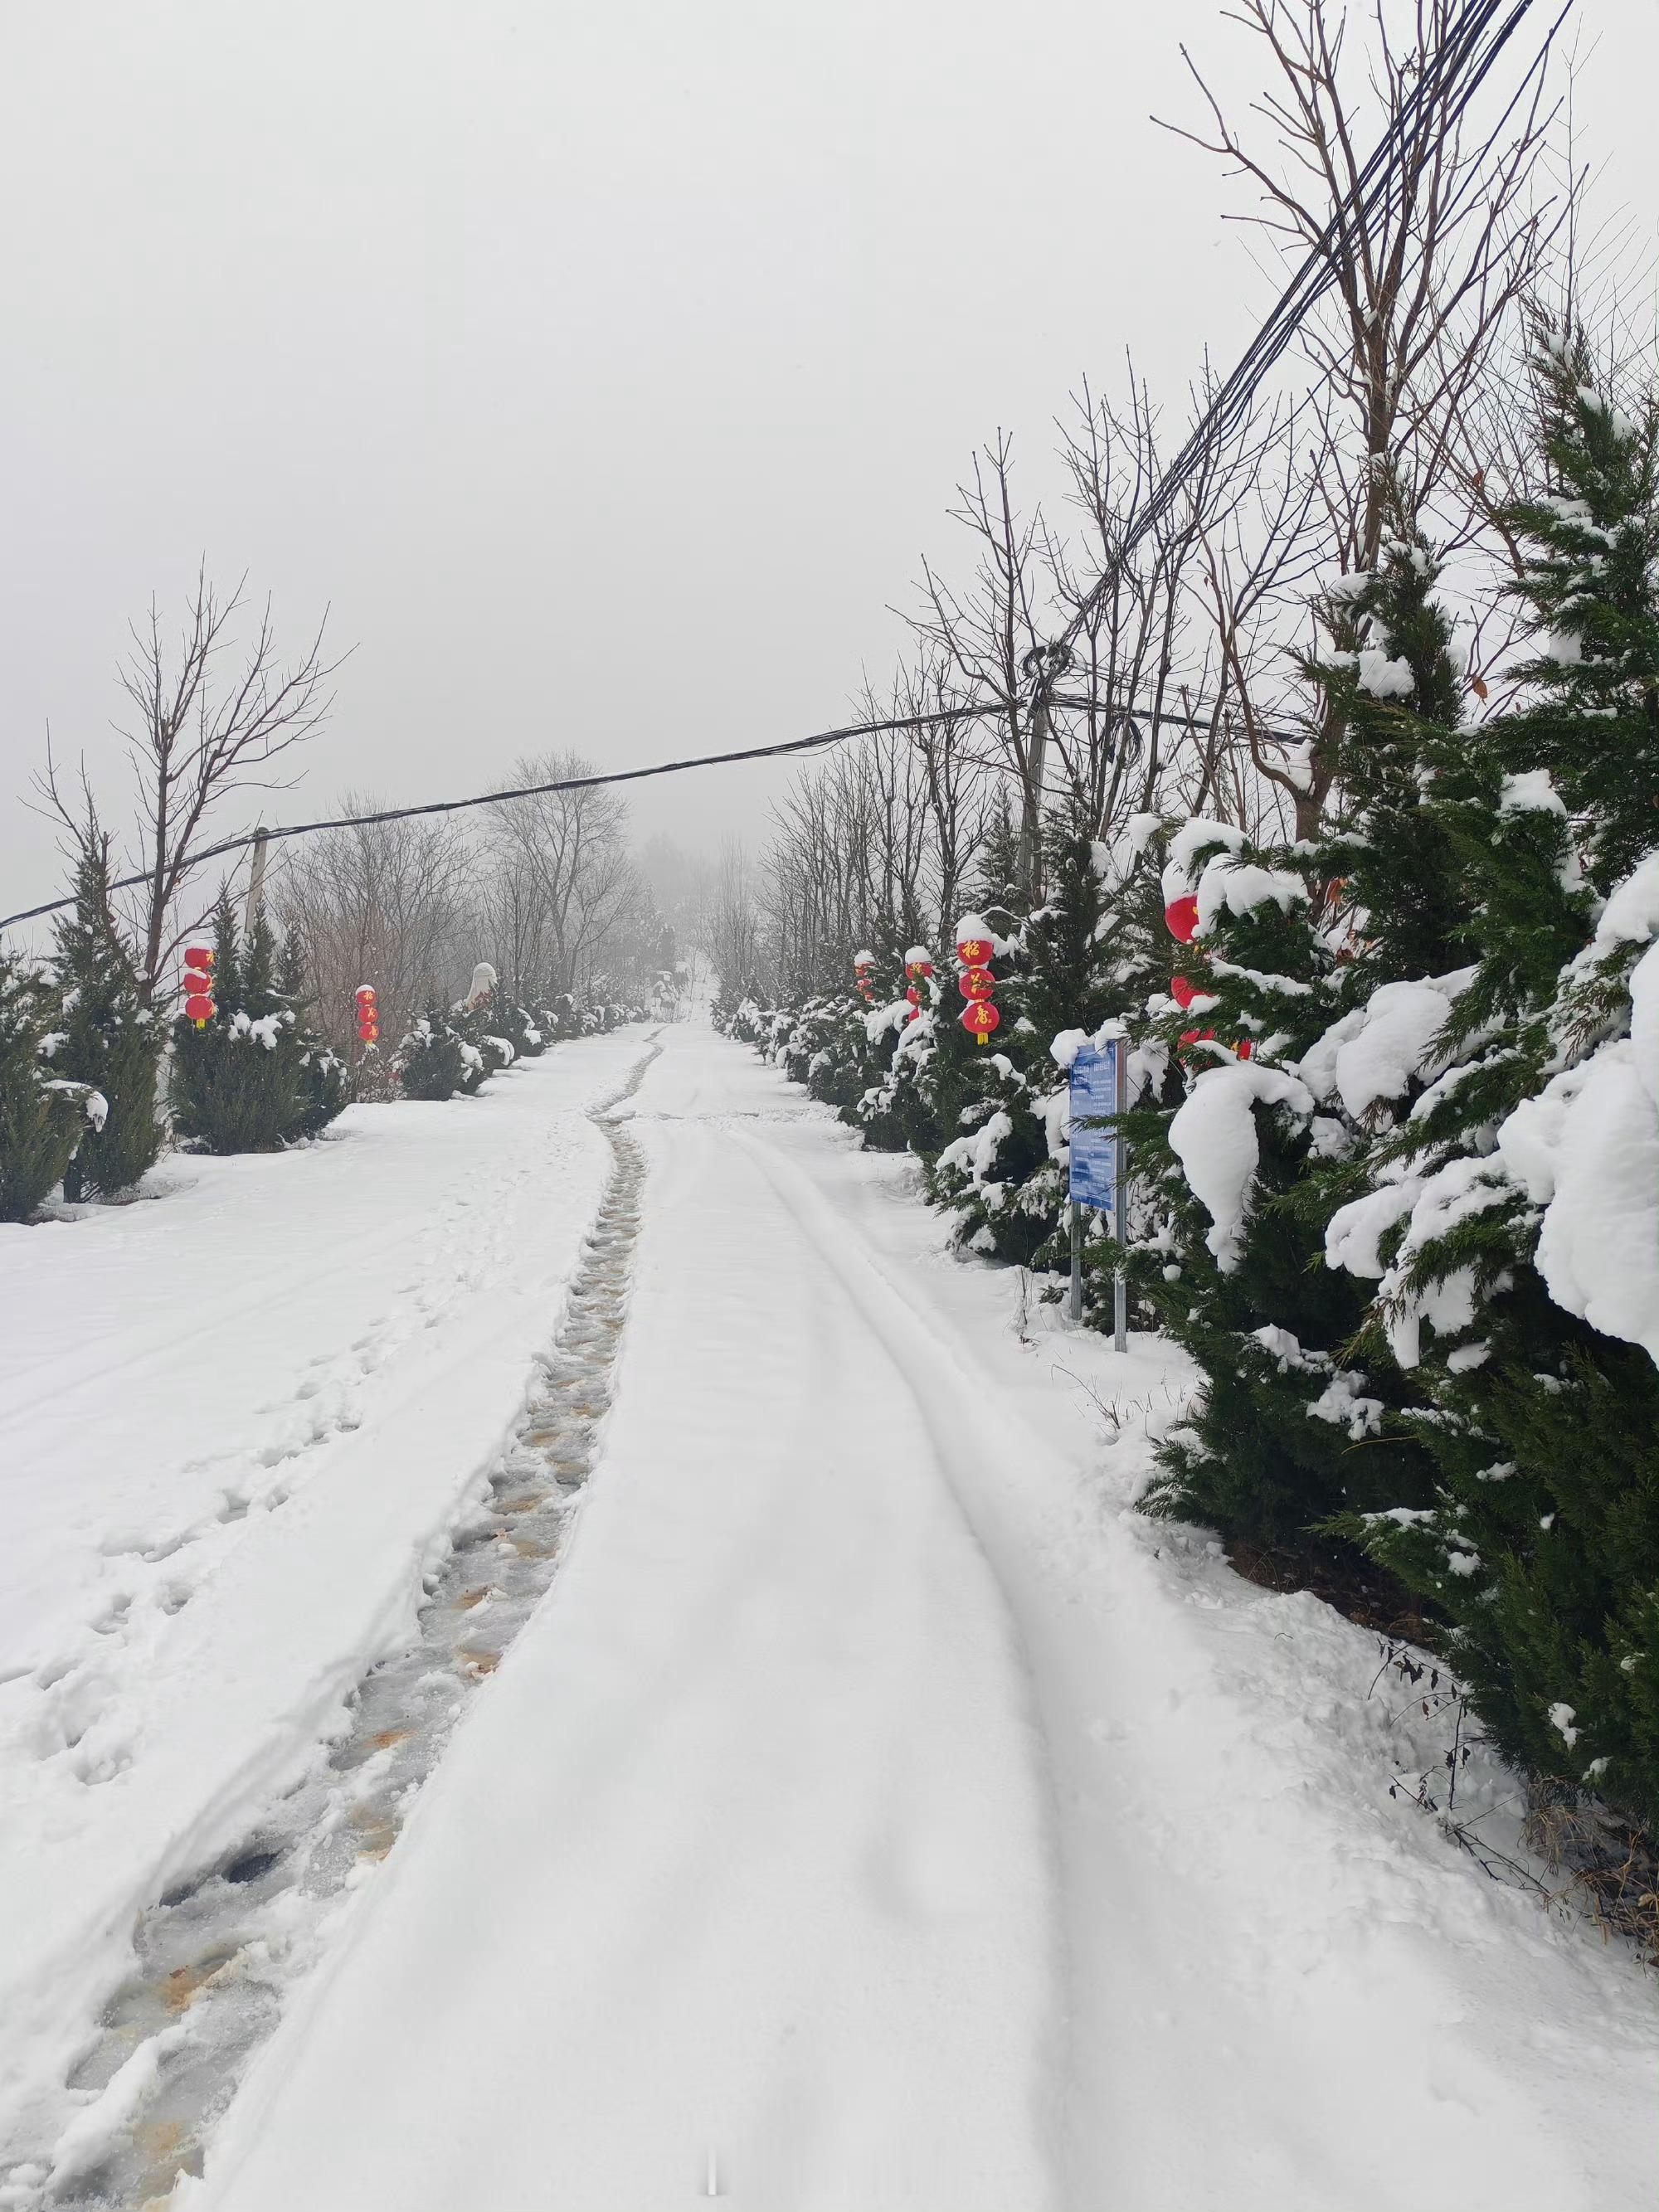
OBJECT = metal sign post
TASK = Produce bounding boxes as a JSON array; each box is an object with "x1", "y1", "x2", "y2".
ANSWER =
[{"x1": 1068, "y1": 1037, "x2": 1130, "y2": 1351}]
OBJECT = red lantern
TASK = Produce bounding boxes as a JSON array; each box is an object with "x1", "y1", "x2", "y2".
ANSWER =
[
  {"x1": 1171, "y1": 975, "x2": 1199, "y2": 1009},
  {"x1": 1180, "y1": 1026, "x2": 1217, "y2": 1048},
  {"x1": 959, "y1": 966, "x2": 995, "y2": 1001},
  {"x1": 962, "y1": 1000, "x2": 1001, "y2": 1045},
  {"x1": 906, "y1": 984, "x2": 921, "y2": 1006},
  {"x1": 954, "y1": 911, "x2": 995, "y2": 966},
  {"x1": 1165, "y1": 895, "x2": 1199, "y2": 944},
  {"x1": 356, "y1": 984, "x2": 380, "y2": 1046},
  {"x1": 182, "y1": 946, "x2": 216, "y2": 1028}
]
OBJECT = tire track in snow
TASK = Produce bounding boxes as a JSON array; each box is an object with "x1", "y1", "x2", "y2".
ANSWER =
[{"x1": 2, "y1": 1041, "x2": 663, "y2": 2212}]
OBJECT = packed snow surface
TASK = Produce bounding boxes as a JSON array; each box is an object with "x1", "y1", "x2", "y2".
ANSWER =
[
  {"x1": 191, "y1": 1028, "x2": 1653, "y2": 2212},
  {"x1": 2, "y1": 1026, "x2": 1653, "y2": 2210}
]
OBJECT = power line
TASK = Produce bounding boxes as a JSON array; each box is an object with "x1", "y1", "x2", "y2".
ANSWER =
[
  {"x1": 0, "y1": 710, "x2": 989, "y2": 933},
  {"x1": 6, "y1": 2, "x2": 1550, "y2": 941},
  {"x1": 1047, "y1": 0, "x2": 1557, "y2": 669},
  {"x1": 1, "y1": 684, "x2": 1311, "y2": 935},
  {"x1": 1005, "y1": 0, "x2": 1559, "y2": 892}
]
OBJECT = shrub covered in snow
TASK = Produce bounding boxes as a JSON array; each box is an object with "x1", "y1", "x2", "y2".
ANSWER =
[
  {"x1": 0, "y1": 954, "x2": 106, "y2": 1220},
  {"x1": 1317, "y1": 343, "x2": 1659, "y2": 1827},
  {"x1": 1121, "y1": 518, "x2": 1477, "y2": 1563},
  {"x1": 51, "y1": 837, "x2": 163, "y2": 1199},
  {"x1": 171, "y1": 897, "x2": 348, "y2": 1153},
  {"x1": 392, "y1": 1012, "x2": 472, "y2": 1101}
]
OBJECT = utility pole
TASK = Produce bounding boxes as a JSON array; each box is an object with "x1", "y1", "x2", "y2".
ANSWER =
[
  {"x1": 242, "y1": 829, "x2": 270, "y2": 936},
  {"x1": 1016, "y1": 642, "x2": 1070, "y2": 903}
]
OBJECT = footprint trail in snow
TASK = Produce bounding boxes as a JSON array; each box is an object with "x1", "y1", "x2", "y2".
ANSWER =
[{"x1": 7, "y1": 1045, "x2": 660, "y2": 2211}]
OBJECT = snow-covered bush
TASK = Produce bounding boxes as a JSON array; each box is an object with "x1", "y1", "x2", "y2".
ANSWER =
[
  {"x1": 171, "y1": 897, "x2": 348, "y2": 1153},
  {"x1": 1126, "y1": 522, "x2": 1467, "y2": 1563},
  {"x1": 1316, "y1": 343, "x2": 1659, "y2": 1827},
  {"x1": 0, "y1": 954, "x2": 105, "y2": 1220},
  {"x1": 496, "y1": 998, "x2": 547, "y2": 1058},
  {"x1": 51, "y1": 838, "x2": 163, "y2": 1198},
  {"x1": 392, "y1": 1012, "x2": 471, "y2": 1100}
]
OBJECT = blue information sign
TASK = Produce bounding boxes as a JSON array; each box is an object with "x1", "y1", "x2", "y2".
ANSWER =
[{"x1": 1068, "y1": 1041, "x2": 1121, "y2": 1208}]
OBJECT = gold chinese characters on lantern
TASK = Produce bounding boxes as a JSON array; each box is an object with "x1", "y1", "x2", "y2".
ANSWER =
[{"x1": 953, "y1": 913, "x2": 999, "y2": 1047}]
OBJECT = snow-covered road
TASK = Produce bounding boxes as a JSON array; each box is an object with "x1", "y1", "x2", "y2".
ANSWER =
[
  {"x1": 189, "y1": 1027, "x2": 1655, "y2": 2212},
  {"x1": 2, "y1": 1023, "x2": 1652, "y2": 2209}
]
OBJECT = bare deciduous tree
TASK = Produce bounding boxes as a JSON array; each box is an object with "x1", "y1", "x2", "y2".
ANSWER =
[
  {"x1": 485, "y1": 753, "x2": 643, "y2": 999},
  {"x1": 1165, "y1": 0, "x2": 1560, "y2": 831},
  {"x1": 36, "y1": 563, "x2": 342, "y2": 999},
  {"x1": 275, "y1": 800, "x2": 473, "y2": 1057}
]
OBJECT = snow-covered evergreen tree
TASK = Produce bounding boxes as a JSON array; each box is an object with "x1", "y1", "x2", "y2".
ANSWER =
[
  {"x1": 1318, "y1": 336, "x2": 1659, "y2": 1824},
  {"x1": 172, "y1": 897, "x2": 346, "y2": 1151},
  {"x1": 931, "y1": 814, "x2": 1126, "y2": 1263},
  {"x1": 392, "y1": 1010, "x2": 470, "y2": 1101},
  {"x1": 51, "y1": 837, "x2": 163, "y2": 1198},
  {"x1": 0, "y1": 955, "x2": 105, "y2": 1220},
  {"x1": 280, "y1": 935, "x2": 350, "y2": 1138},
  {"x1": 1129, "y1": 517, "x2": 1480, "y2": 1565}
]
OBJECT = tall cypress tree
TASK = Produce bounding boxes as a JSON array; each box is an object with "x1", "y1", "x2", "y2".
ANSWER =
[
  {"x1": 280, "y1": 934, "x2": 349, "y2": 1138},
  {"x1": 1328, "y1": 334, "x2": 1659, "y2": 1826},
  {"x1": 0, "y1": 955, "x2": 95, "y2": 1220},
  {"x1": 52, "y1": 837, "x2": 164, "y2": 1198},
  {"x1": 1130, "y1": 519, "x2": 1475, "y2": 1577}
]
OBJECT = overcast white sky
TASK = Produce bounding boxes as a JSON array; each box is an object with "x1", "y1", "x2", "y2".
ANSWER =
[{"x1": 2, "y1": 0, "x2": 1654, "y2": 929}]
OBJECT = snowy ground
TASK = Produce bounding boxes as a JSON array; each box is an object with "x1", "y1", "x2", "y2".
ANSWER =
[
  {"x1": 0, "y1": 1032, "x2": 647, "y2": 2187},
  {"x1": 2, "y1": 1023, "x2": 1653, "y2": 2210}
]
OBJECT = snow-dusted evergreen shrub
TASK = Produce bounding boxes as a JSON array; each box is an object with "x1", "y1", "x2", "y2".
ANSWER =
[
  {"x1": 726, "y1": 809, "x2": 1165, "y2": 1291},
  {"x1": 392, "y1": 1012, "x2": 470, "y2": 1101},
  {"x1": 171, "y1": 897, "x2": 347, "y2": 1153},
  {"x1": 0, "y1": 954, "x2": 106, "y2": 1220},
  {"x1": 1126, "y1": 521, "x2": 1469, "y2": 1563},
  {"x1": 453, "y1": 1000, "x2": 515, "y2": 1094},
  {"x1": 51, "y1": 839, "x2": 163, "y2": 1198},
  {"x1": 496, "y1": 999, "x2": 546, "y2": 1057},
  {"x1": 1316, "y1": 341, "x2": 1659, "y2": 1826},
  {"x1": 930, "y1": 811, "x2": 1157, "y2": 1269}
]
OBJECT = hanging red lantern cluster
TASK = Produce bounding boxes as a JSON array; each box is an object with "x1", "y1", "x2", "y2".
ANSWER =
[
  {"x1": 955, "y1": 913, "x2": 1000, "y2": 1046},
  {"x1": 182, "y1": 945, "x2": 216, "y2": 1028},
  {"x1": 1164, "y1": 893, "x2": 1253, "y2": 1059},
  {"x1": 1164, "y1": 892, "x2": 1216, "y2": 1051},
  {"x1": 854, "y1": 950, "x2": 877, "y2": 1005},
  {"x1": 356, "y1": 984, "x2": 381, "y2": 1047},
  {"x1": 902, "y1": 946, "x2": 934, "y2": 1023}
]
